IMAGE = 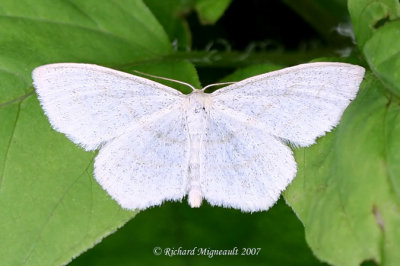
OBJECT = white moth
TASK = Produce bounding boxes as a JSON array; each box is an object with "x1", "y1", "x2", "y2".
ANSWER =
[{"x1": 32, "y1": 62, "x2": 365, "y2": 212}]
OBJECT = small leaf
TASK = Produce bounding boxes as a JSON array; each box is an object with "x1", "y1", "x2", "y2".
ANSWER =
[
  {"x1": 218, "y1": 63, "x2": 282, "y2": 83},
  {"x1": 363, "y1": 21, "x2": 400, "y2": 96},
  {"x1": 195, "y1": 0, "x2": 232, "y2": 25},
  {"x1": 144, "y1": 0, "x2": 193, "y2": 49},
  {"x1": 348, "y1": 0, "x2": 400, "y2": 48}
]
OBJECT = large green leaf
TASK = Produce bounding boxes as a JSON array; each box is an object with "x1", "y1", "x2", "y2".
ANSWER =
[
  {"x1": 283, "y1": 2, "x2": 400, "y2": 264},
  {"x1": 0, "y1": 0, "x2": 200, "y2": 265},
  {"x1": 284, "y1": 73, "x2": 400, "y2": 265},
  {"x1": 0, "y1": 97, "x2": 133, "y2": 265},
  {"x1": 70, "y1": 200, "x2": 325, "y2": 266},
  {"x1": 219, "y1": 61, "x2": 400, "y2": 266},
  {"x1": 0, "y1": 0, "x2": 172, "y2": 75}
]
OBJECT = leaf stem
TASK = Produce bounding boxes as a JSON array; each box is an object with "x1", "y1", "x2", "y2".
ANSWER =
[{"x1": 0, "y1": 90, "x2": 34, "y2": 109}]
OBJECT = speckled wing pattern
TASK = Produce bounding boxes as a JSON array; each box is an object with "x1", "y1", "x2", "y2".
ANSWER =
[
  {"x1": 211, "y1": 63, "x2": 365, "y2": 146},
  {"x1": 33, "y1": 64, "x2": 185, "y2": 150},
  {"x1": 33, "y1": 62, "x2": 365, "y2": 212},
  {"x1": 94, "y1": 104, "x2": 189, "y2": 210},
  {"x1": 202, "y1": 109, "x2": 296, "y2": 211},
  {"x1": 33, "y1": 63, "x2": 190, "y2": 210},
  {"x1": 203, "y1": 63, "x2": 365, "y2": 211}
]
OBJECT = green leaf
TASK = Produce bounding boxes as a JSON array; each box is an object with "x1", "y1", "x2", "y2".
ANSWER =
[
  {"x1": 195, "y1": 0, "x2": 232, "y2": 25},
  {"x1": 219, "y1": 62, "x2": 399, "y2": 266},
  {"x1": 0, "y1": 96, "x2": 134, "y2": 265},
  {"x1": 144, "y1": 0, "x2": 193, "y2": 49},
  {"x1": 70, "y1": 200, "x2": 326, "y2": 266},
  {"x1": 218, "y1": 63, "x2": 283, "y2": 83},
  {"x1": 143, "y1": 0, "x2": 233, "y2": 48},
  {"x1": 0, "y1": 0, "x2": 172, "y2": 73},
  {"x1": 363, "y1": 21, "x2": 400, "y2": 96},
  {"x1": 0, "y1": 0, "x2": 200, "y2": 265},
  {"x1": 284, "y1": 73, "x2": 400, "y2": 266},
  {"x1": 349, "y1": 0, "x2": 400, "y2": 97},
  {"x1": 348, "y1": 0, "x2": 400, "y2": 49}
]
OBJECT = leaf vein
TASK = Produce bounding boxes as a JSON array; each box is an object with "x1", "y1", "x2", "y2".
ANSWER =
[
  {"x1": 0, "y1": 102, "x2": 21, "y2": 191},
  {"x1": 0, "y1": 15, "x2": 161, "y2": 58},
  {"x1": 109, "y1": 0, "x2": 168, "y2": 47},
  {"x1": 60, "y1": 0, "x2": 103, "y2": 29},
  {"x1": 21, "y1": 159, "x2": 94, "y2": 265},
  {"x1": 0, "y1": 91, "x2": 34, "y2": 110},
  {"x1": 0, "y1": 67, "x2": 29, "y2": 84}
]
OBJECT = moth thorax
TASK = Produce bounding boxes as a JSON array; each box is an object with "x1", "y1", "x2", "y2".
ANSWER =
[{"x1": 188, "y1": 90, "x2": 210, "y2": 112}]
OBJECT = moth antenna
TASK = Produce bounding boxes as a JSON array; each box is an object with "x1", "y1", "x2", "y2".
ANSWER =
[
  {"x1": 202, "y1": 81, "x2": 237, "y2": 91},
  {"x1": 133, "y1": 70, "x2": 197, "y2": 91}
]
